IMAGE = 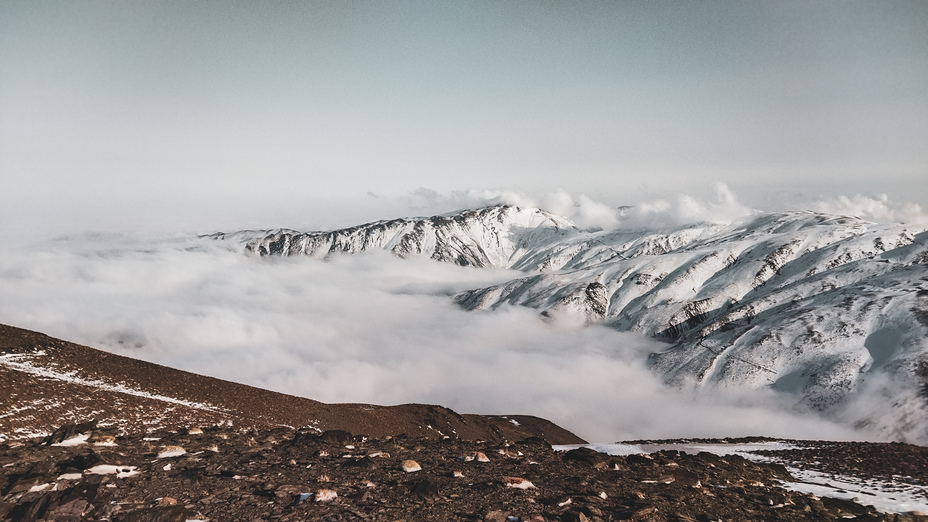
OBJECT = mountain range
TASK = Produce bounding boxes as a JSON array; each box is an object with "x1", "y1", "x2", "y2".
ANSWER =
[{"x1": 230, "y1": 204, "x2": 928, "y2": 443}]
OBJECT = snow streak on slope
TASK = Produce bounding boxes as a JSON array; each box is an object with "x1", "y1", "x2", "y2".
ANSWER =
[
  {"x1": 232, "y1": 205, "x2": 928, "y2": 443},
  {"x1": 0, "y1": 351, "x2": 225, "y2": 413}
]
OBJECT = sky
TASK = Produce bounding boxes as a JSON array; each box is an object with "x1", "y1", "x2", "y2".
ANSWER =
[{"x1": 2, "y1": 0, "x2": 927, "y2": 235}]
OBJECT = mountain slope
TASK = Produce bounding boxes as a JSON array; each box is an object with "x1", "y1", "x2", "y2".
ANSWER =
[
  {"x1": 224, "y1": 205, "x2": 928, "y2": 442},
  {"x1": 454, "y1": 212, "x2": 928, "y2": 441},
  {"x1": 233, "y1": 205, "x2": 576, "y2": 268},
  {"x1": 0, "y1": 324, "x2": 584, "y2": 445}
]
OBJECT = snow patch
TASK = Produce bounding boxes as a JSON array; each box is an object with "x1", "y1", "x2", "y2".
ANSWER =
[
  {"x1": 86, "y1": 465, "x2": 139, "y2": 478},
  {"x1": 0, "y1": 352, "x2": 225, "y2": 414},
  {"x1": 51, "y1": 433, "x2": 89, "y2": 447},
  {"x1": 558, "y1": 442, "x2": 928, "y2": 515}
]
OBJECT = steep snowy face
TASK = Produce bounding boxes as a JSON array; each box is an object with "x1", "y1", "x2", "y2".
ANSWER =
[
  {"x1": 455, "y1": 211, "x2": 928, "y2": 442},
  {"x1": 238, "y1": 205, "x2": 577, "y2": 269},
  {"x1": 223, "y1": 207, "x2": 928, "y2": 442}
]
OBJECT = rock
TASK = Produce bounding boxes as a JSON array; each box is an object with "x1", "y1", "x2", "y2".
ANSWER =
[
  {"x1": 46, "y1": 498, "x2": 89, "y2": 520},
  {"x1": 502, "y1": 476, "x2": 535, "y2": 489},
  {"x1": 562, "y1": 447, "x2": 604, "y2": 466},
  {"x1": 314, "y1": 489, "x2": 337, "y2": 502},
  {"x1": 91, "y1": 435, "x2": 117, "y2": 446},
  {"x1": 624, "y1": 454, "x2": 655, "y2": 466},
  {"x1": 157, "y1": 446, "x2": 186, "y2": 458},
  {"x1": 463, "y1": 451, "x2": 490, "y2": 462},
  {"x1": 43, "y1": 421, "x2": 98, "y2": 446},
  {"x1": 401, "y1": 459, "x2": 422, "y2": 472}
]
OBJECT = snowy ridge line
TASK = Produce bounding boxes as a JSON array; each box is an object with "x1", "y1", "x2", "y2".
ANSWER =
[{"x1": 0, "y1": 351, "x2": 227, "y2": 414}]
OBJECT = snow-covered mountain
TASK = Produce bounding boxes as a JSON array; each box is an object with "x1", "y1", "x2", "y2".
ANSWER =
[
  {"x1": 228, "y1": 205, "x2": 928, "y2": 442},
  {"x1": 237, "y1": 205, "x2": 576, "y2": 268}
]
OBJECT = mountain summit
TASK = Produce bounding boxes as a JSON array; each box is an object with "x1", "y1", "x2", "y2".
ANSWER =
[{"x1": 240, "y1": 205, "x2": 576, "y2": 268}]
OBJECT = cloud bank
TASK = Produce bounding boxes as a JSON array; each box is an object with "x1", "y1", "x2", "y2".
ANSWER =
[
  {"x1": 384, "y1": 185, "x2": 927, "y2": 232},
  {"x1": 372, "y1": 184, "x2": 755, "y2": 232},
  {"x1": 812, "y1": 194, "x2": 928, "y2": 226},
  {"x1": 0, "y1": 231, "x2": 865, "y2": 442}
]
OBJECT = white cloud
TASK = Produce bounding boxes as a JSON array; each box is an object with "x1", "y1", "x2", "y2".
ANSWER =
[
  {"x1": 616, "y1": 182, "x2": 756, "y2": 229},
  {"x1": 374, "y1": 187, "x2": 622, "y2": 231},
  {"x1": 0, "y1": 232, "x2": 861, "y2": 442},
  {"x1": 381, "y1": 183, "x2": 755, "y2": 233},
  {"x1": 813, "y1": 194, "x2": 928, "y2": 226}
]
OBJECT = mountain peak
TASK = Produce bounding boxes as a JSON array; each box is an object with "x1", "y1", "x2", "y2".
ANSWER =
[{"x1": 237, "y1": 204, "x2": 577, "y2": 268}]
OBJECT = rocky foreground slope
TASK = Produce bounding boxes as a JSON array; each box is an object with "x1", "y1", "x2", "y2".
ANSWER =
[
  {"x1": 231, "y1": 205, "x2": 928, "y2": 443},
  {"x1": 7, "y1": 424, "x2": 928, "y2": 521},
  {"x1": 2, "y1": 326, "x2": 928, "y2": 520},
  {"x1": 0, "y1": 324, "x2": 581, "y2": 445}
]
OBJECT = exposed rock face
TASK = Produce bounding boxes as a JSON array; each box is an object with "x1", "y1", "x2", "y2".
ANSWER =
[
  {"x1": 221, "y1": 207, "x2": 928, "y2": 442},
  {"x1": 2, "y1": 426, "x2": 916, "y2": 521},
  {"x1": 538, "y1": 282, "x2": 609, "y2": 325}
]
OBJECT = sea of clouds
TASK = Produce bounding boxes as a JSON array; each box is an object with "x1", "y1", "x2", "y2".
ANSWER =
[{"x1": 1, "y1": 188, "x2": 924, "y2": 442}]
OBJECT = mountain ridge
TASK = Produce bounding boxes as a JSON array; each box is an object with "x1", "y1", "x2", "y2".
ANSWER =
[
  {"x1": 0, "y1": 323, "x2": 584, "y2": 445},
  {"x1": 222, "y1": 204, "x2": 928, "y2": 443}
]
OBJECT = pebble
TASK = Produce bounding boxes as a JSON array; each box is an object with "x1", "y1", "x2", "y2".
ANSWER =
[
  {"x1": 463, "y1": 451, "x2": 490, "y2": 462},
  {"x1": 157, "y1": 445, "x2": 186, "y2": 458},
  {"x1": 314, "y1": 489, "x2": 337, "y2": 502},
  {"x1": 401, "y1": 459, "x2": 422, "y2": 472},
  {"x1": 503, "y1": 476, "x2": 535, "y2": 489},
  {"x1": 91, "y1": 435, "x2": 117, "y2": 446}
]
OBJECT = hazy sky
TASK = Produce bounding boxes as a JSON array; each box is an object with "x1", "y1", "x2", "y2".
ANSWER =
[{"x1": 2, "y1": 1, "x2": 927, "y2": 233}]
